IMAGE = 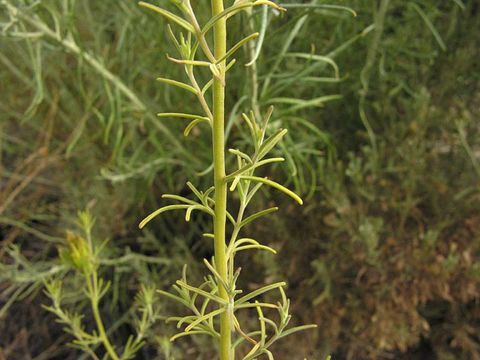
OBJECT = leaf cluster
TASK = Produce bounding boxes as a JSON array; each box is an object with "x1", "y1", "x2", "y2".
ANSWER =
[{"x1": 43, "y1": 211, "x2": 161, "y2": 360}]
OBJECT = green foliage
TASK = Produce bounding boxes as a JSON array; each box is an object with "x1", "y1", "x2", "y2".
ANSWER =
[
  {"x1": 261, "y1": 1, "x2": 480, "y2": 359},
  {"x1": 136, "y1": 0, "x2": 315, "y2": 358},
  {"x1": 43, "y1": 211, "x2": 160, "y2": 359},
  {"x1": 1, "y1": 0, "x2": 479, "y2": 359}
]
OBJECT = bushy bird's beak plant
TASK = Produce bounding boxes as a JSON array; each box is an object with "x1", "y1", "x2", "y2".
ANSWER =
[
  {"x1": 137, "y1": 0, "x2": 316, "y2": 359},
  {"x1": 43, "y1": 0, "x2": 317, "y2": 359}
]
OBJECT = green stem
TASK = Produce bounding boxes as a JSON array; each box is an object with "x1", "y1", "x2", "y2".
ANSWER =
[
  {"x1": 87, "y1": 274, "x2": 120, "y2": 360},
  {"x1": 211, "y1": 0, "x2": 232, "y2": 359}
]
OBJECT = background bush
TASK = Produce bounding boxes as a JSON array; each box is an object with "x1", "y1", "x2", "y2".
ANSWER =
[{"x1": 1, "y1": 0, "x2": 479, "y2": 359}]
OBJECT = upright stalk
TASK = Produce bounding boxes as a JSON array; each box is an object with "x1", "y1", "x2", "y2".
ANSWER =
[
  {"x1": 138, "y1": 1, "x2": 315, "y2": 358},
  {"x1": 211, "y1": 0, "x2": 232, "y2": 359}
]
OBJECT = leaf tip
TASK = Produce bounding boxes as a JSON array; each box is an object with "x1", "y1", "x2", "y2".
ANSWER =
[{"x1": 138, "y1": 217, "x2": 150, "y2": 229}]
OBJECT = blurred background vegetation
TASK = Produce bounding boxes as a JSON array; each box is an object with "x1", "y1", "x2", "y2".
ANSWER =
[{"x1": 1, "y1": 0, "x2": 479, "y2": 359}]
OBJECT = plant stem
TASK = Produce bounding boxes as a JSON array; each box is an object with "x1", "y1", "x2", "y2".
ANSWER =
[
  {"x1": 211, "y1": 0, "x2": 232, "y2": 359},
  {"x1": 87, "y1": 273, "x2": 120, "y2": 360}
]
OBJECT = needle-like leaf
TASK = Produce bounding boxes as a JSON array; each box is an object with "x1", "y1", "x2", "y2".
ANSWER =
[
  {"x1": 139, "y1": 205, "x2": 190, "y2": 229},
  {"x1": 156, "y1": 77, "x2": 197, "y2": 94},
  {"x1": 184, "y1": 307, "x2": 226, "y2": 332},
  {"x1": 157, "y1": 112, "x2": 210, "y2": 121},
  {"x1": 256, "y1": 129, "x2": 288, "y2": 161},
  {"x1": 280, "y1": 3, "x2": 357, "y2": 17},
  {"x1": 170, "y1": 330, "x2": 216, "y2": 342},
  {"x1": 239, "y1": 176, "x2": 303, "y2": 205},
  {"x1": 235, "y1": 282, "x2": 286, "y2": 306},
  {"x1": 239, "y1": 207, "x2": 278, "y2": 228},
  {"x1": 216, "y1": 32, "x2": 259, "y2": 64},
  {"x1": 176, "y1": 281, "x2": 227, "y2": 305},
  {"x1": 184, "y1": 118, "x2": 211, "y2": 136},
  {"x1": 225, "y1": 158, "x2": 284, "y2": 182},
  {"x1": 138, "y1": 2, "x2": 194, "y2": 33}
]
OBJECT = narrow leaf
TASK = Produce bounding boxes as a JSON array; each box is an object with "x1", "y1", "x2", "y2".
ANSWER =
[
  {"x1": 280, "y1": 3, "x2": 357, "y2": 17},
  {"x1": 176, "y1": 281, "x2": 227, "y2": 305},
  {"x1": 184, "y1": 308, "x2": 226, "y2": 332},
  {"x1": 256, "y1": 129, "x2": 288, "y2": 161},
  {"x1": 139, "y1": 205, "x2": 190, "y2": 228},
  {"x1": 203, "y1": 0, "x2": 284, "y2": 37},
  {"x1": 203, "y1": 259, "x2": 229, "y2": 292},
  {"x1": 161, "y1": 194, "x2": 197, "y2": 205},
  {"x1": 240, "y1": 176, "x2": 303, "y2": 205},
  {"x1": 243, "y1": 342, "x2": 261, "y2": 360},
  {"x1": 184, "y1": 118, "x2": 211, "y2": 136},
  {"x1": 235, "y1": 282, "x2": 286, "y2": 306},
  {"x1": 166, "y1": 55, "x2": 211, "y2": 67},
  {"x1": 170, "y1": 330, "x2": 214, "y2": 342},
  {"x1": 156, "y1": 77, "x2": 197, "y2": 94},
  {"x1": 246, "y1": 5, "x2": 269, "y2": 66},
  {"x1": 186, "y1": 182, "x2": 204, "y2": 202},
  {"x1": 216, "y1": 33, "x2": 259, "y2": 64},
  {"x1": 411, "y1": 3, "x2": 447, "y2": 51},
  {"x1": 157, "y1": 112, "x2": 210, "y2": 121},
  {"x1": 284, "y1": 52, "x2": 339, "y2": 78},
  {"x1": 225, "y1": 158, "x2": 284, "y2": 182},
  {"x1": 185, "y1": 204, "x2": 210, "y2": 222},
  {"x1": 202, "y1": 3, "x2": 257, "y2": 36},
  {"x1": 138, "y1": 2, "x2": 194, "y2": 33},
  {"x1": 277, "y1": 324, "x2": 318, "y2": 339},
  {"x1": 235, "y1": 302, "x2": 278, "y2": 310},
  {"x1": 228, "y1": 238, "x2": 276, "y2": 257},
  {"x1": 235, "y1": 244, "x2": 277, "y2": 254},
  {"x1": 228, "y1": 148, "x2": 252, "y2": 162},
  {"x1": 245, "y1": 182, "x2": 264, "y2": 205},
  {"x1": 239, "y1": 207, "x2": 278, "y2": 228}
]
